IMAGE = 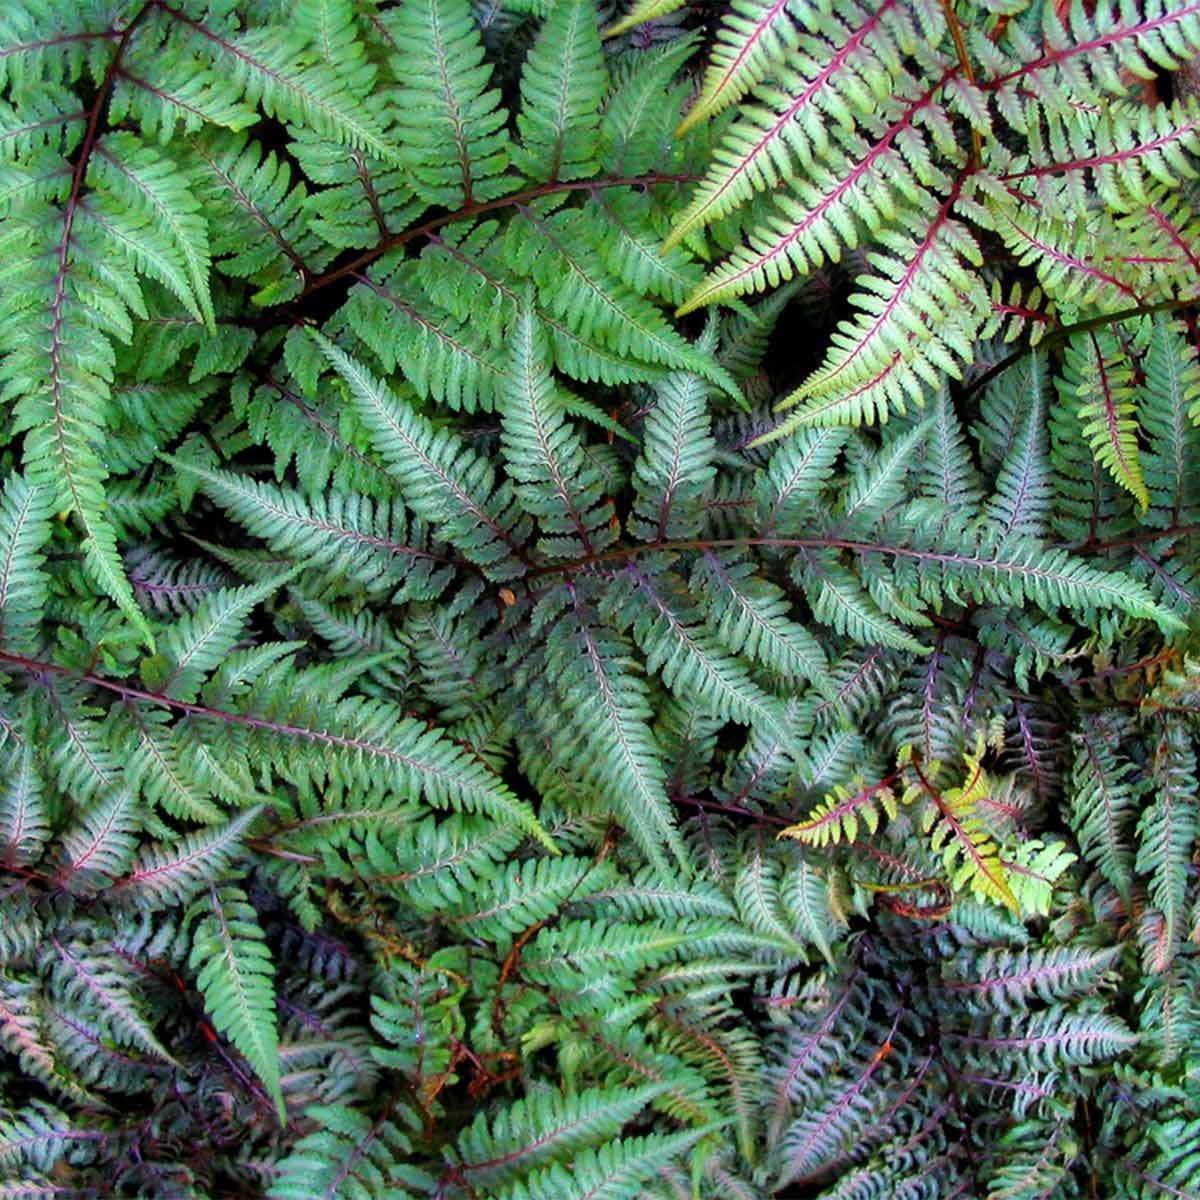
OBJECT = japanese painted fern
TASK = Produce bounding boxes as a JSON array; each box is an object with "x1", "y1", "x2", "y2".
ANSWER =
[{"x1": 0, "y1": 1, "x2": 1199, "y2": 1198}]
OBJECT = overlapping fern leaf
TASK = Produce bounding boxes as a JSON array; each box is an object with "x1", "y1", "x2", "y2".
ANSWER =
[{"x1": 626, "y1": 0, "x2": 1200, "y2": 469}]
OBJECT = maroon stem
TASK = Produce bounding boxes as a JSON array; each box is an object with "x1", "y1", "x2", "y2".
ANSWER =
[
  {"x1": 0, "y1": 648, "x2": 343, "y2": 743},
  {"x1": 291, "y1": 174, "x2": 698, "y2": 304}
]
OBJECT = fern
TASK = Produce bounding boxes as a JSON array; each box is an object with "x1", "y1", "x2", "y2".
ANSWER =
[
  {"x1": 783, "y1": 776, "x2": 900, "y2": 847},
  {"x1": 1135, "y1": 718, "x2": 1198, "y2": 972},
  {"x1": 501, "y1": 303, "x2": 614, "y2": 559},
  {"x1": 382, "y1": 0, "x2": 511, "y2": 207},
  {"x1": 0, "y1": 477, "x2": 51, "y2": 659},
  {"x1": 919, "y1": 744, "x2": 1020, "y2": 913},
  {"x1": 450, "y1": 1083, "x2": 668, "y2": 1186},
  {"x1": 188, "y1": 883, "x2": 285, "y2": 1123},
  {"x1": 514, "y1": 0, "x2": 608, "y2": 183},
  {"x1": 660, "y1": 0, "x2": 1200, "y2": 472},
  {"x1": 269, "y1": 1101, "x2": 431, "y2": 1199},
  {"x1": 0, "y1": 1, "x2": 1198, "y2": 1196}
]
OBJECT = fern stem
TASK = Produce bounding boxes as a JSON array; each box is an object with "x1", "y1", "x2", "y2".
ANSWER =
[
  {"x1": 938, "y1": 0, "x2": 982, "y2": 163},
  {"x1": 983, "y1": 2, "x2": 1200, "y2": 92},
  {"x1": 677, "y1": 795, "x2": 790, "y2": 827},
  {"x1": 292, "y1": 174, "x2": 699, "y2": 304},
  {"x1": 530, "y1": 531, "x2": 1157, "y2": 580},
  {"x1": 0, "y1": 650, "x2": 431, "y2": 762},
  {"x1": 961, "y1": 295, "x2": 1200, "y2": 400},
  {"x1": 1075, "y1": 522, "x2": 1200, "y2": 553}
]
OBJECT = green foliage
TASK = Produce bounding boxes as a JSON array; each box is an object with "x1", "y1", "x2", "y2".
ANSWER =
[
  {"x1": 658, "y1": 0, "x2": 1200, "y2": 463},
  {"x1": 0, "y1": 1, "x2": 1199, "y2": 1197},
  {"x1": 188, "y1": 883, "x2": 284, "y2": 1122}
]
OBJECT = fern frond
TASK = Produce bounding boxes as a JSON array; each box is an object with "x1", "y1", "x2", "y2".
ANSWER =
[
  {"x1": 919, "y1": 743, "x2": 1018, "y2": 913},
  {"x1": 267, "y1": 1101, "x2": 428, "y2": 1199},
  {"x1": 514, "y1": 0, "x2": 607, "y2": 183},
  {"x1": 665, "y1": 0, "x2": 922, "y2": 248},
  {"x1": 0, "y1": 975, "x2": 81, "y2": 1106},
  {"x1": 355, "y1": 813, "x2": 517, "y2": 911},
  {"x1": 0, "y1": 473, "x2": 51, "y2": 656},
  {"x1": 452, "y1": 1083, "x2": 667, "y2": 1187},
  {"x1": 242, "y1": 663, "x2": 550, "y2": 845},
  {"x1": 89, "y1": 133, "x2": 213, "y2": 329},
  {"x1": 767, "y1": 215, "x2": 988, "y2": 430},
  {"x1": 780, "y1": 856, "x2": 839, "y2": 962},
  {"x1": 342, "y1": 259, "x2": 510, "y2": 413},
  {"x1": 491, "y1": 1127, "x2": 713, "y2": 1200},
  {"x1": 942, "y1": 945, "x2": 1120, "y2": 1012},
  {"x1": 0, "y1": 739, "x2": 46, "y2": 867},
  {"x1": 1121, "y1": 1117, "x2": 1200, "y2": 1200},
  {"x1": 508, "y1": 207, "x2": 742, "y2": 400},
  {"x1": 631, "y1": 369, "x2": 717, "y2": 542},
  {"x1": 583, "y1": 867, "x2": 736, "y2": 922},
  {"x1": 947, "y1": 1010, "x2": 1137, "y2": 1072},
  {"x1": 174, "y1": 461, "x2": 451, "y2": 601},
  {"x1": 613, "y1": 562, "x2": 785, "y2": 731},
  {"x1": 500, "y1": 304, "x2": 613, "y2": 558},
  {"x1": 776, "y1": 1029, "x2": 899, "y2": 1187},
  {"x1": 446, "y1": 855, "x2": 614, "y2": 942},
  {"x1": 520, "y1": 918, "x2": 693, "y2": 994},
  {"x1": 379, "y1": 0, "x2": 510, "y2": 206},
  {"x1": 292, "y1": 592, "x2": 409, "y2": 690},
  {"x1": 147, "y1": 570, "x2": 294, "y2": 703},
  {"x1": 799, "y1": 555, "x2": 927, "y2": 654},
  {"x1": 171, "y1": 11, "x2": 397, "y2": 163},
  {"x1": 1069, "y1": 714, "x2": 1141, "y2": 900},
  {"x1": 783, "y1": 777, "x2": 899, "y2": 848},
  {"x1": 44, "y1": 935, "x2": 174, "y2": 1064},
  {"x1": 191, "y1": 132, "x2": 324, "y2": 303},
  {"x1": 1141, "y1": 314, "x2": 1200, "y2": 521},
  {"x1": 1134, "y1": 719, "x2": 1198, "y2": 973},
  {"x1": 732, "y1": 834, "x2": 800, "y2": 950},
  {"x1": 854, "y1": 518, "x2": 1180, "y2": 631},
  {"x1": 756, "y1": 427, "x2": 848, "y2": 532},
  {"x1": 1004, "y1": 836, "x2": 1077, "y2": 918},
  {"x1": 115, "y1": 807, "x2": 261, "y2": 911},
  {"x1": 188, "y1": 883, "x2": 284, "y2": 1123},
  {"x1": 675, "y1": 0, "x2": 814, "y2": 135},
  {"x1": 692, "y1": 551, "x2": 832, "y2": 695},
  {"x1": 113, "y1": 35, "x2": 258, "y2": 139},
  {"x1": 538, "y1": 588, "x2": 685, "y2": 875},
  {"x1": 603, "y1": 0, "x2": 688, "y2": 39},
  {"x1": 598, "y1": 37, "x2": 696, "y2": 174},
  {"x1": 0, "y1": 1100, "x2": 82, "y2": 1176},
  {"x1": 653, "y1": 1001, "x2": 762, "y2": 1162},
  {"x1": 113, "y1": 703, "x2": 224, "y2": 825},
  {"x1": 318, "y1": 338, "x2": 529, "y2": 579},
  {"x1": 57, "y1": 789, "x2": 138, "y2": 897},
  {"x1": 1, "y1": 205, "x2": 149, "y2": 641},
  {"x1": 1059, "y1": 327, "x2": 1150, "y2": 511},
  {"x1": 591, "y1": 193, "x2": 701, "y2": 310},
  {"x1": 981, "y1": 352, "x2": 1054, "y2": 542},
  {"x1": 919, "y1": 390, "x2": 982, "y2": 512},
  {"x1": 840, "y1": 417, "x2": 929, "y2": 528}
]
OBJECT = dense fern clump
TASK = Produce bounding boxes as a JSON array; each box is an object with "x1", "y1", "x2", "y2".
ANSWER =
[{"x1": 1, "y1": 0, "x2": 1200, "y2": 1196}]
